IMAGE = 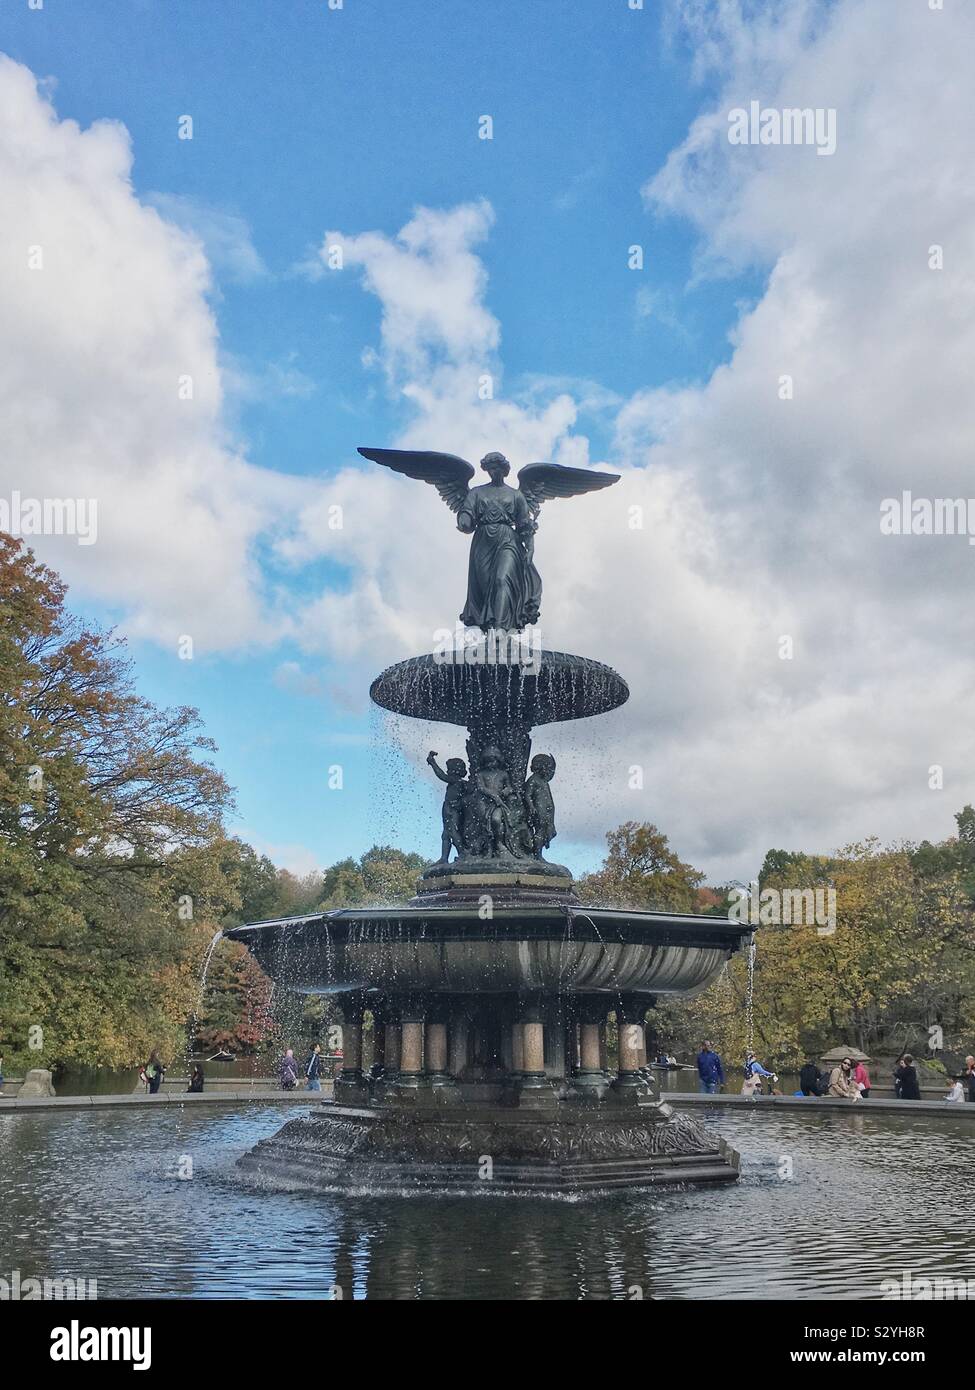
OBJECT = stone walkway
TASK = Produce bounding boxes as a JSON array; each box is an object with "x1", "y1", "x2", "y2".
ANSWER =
[
  {"x1": 670, "y1": 1091, "x2": 975, "y2": 1116},
  {"x1": 0, "y1": 1089, "x2": 329, "y2": 1113}
]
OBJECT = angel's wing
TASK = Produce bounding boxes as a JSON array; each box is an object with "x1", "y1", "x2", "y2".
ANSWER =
[
  {"x1": 517, "y1": 462, "x2": 620, "y2": 518},
  {"x1": 358, "y1": 447, "x2": 475, "y2": 514}
]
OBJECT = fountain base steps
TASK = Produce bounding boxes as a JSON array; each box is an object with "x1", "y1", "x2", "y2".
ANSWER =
[{"x1": 236, "y1": 1100, "x2": 740, "y2": 1195}]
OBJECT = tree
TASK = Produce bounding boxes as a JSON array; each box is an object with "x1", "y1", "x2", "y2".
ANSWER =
[
  {"x1": 577, "y1": 822, "x2": 704, "y2": 912},
  {"x1": 0, "y1": 534, "x2": 237, "y2": 1070},
  {"x1": 320, "y1": 845, "x2": 426, "y2": 908}
]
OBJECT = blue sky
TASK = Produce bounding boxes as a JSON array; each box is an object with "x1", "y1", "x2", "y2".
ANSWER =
[{"x1": 5, "y1": 0, "x2": 972, "y2": 885}]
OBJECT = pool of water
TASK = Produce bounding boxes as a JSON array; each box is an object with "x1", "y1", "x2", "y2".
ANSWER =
[{"x1": 1, "y1": 1102, "x2": 971, "y2": 1299}]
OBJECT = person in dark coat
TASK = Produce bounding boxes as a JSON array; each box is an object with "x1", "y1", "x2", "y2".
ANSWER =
[
  {"x1": 143, "y1": 1050, "x2": 165, "y2": 1094},
  {"x1": 893, "y1": 1055, "x2": 905, "y2": 1098},
  {"x1": 895, "y1": 1054, "x2": 921, "y2": 1100},
  {"x1": 799, "y1": 1060, "x2": 822, "y2": 1096},
  {"x1": 964, "y1": 1055, "x2": 975, "y2": 1102},
  {"x1": 305, "y1": 1043, "x2": 323, "y2": 1091},
  {"x1": 696, "y1": 1040, "x2": 725, "y2": 1094},
  {"x1": 187, "y1": 1065, "x2": 204, "y2": 1093}
]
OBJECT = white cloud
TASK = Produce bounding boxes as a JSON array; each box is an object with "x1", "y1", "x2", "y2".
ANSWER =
[{"x1": 0, "y1": 56, "x2": 313, "y2": 653}]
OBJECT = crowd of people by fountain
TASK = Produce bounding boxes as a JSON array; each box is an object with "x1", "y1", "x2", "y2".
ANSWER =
[
  {"x1": 689, "y1": 1042, "x2": 975, "y2": 1103},
  {"x1": 127, "y1": 1039, "x2": 975, "y2": 1104}
]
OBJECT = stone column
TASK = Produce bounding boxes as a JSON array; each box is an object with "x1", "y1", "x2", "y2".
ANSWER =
[
  {"x1": 395, "y1": 999, "x2": 427, "y2": 1092},
  {"x1": 523, "y1": 1018, "x2": 545, "y2": 1077},
  {"x1": 515, "y1": 997, "x2": 554, "y2": 1105},
  {"x1": 335, "y1": 994, "x2": 365, "y2": 1099},
  {"x1": 425, "y1": 1009, "x2": 452, "y2": 1089},
  {"x1": 612, "y1": 996, "x2": 653, "y2": 1097},
  {"x1": 573, "y1": 997, "x2": 607, "y2": 1092}
]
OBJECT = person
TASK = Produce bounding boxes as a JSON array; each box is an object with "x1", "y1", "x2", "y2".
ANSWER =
[
  {"x1": 187, "y1": 1065, "x2": 204, "y2": 1094},
  {"x1": 279, "y1": 1048, "x2": 299, "y2": 1091},
  {"x1": 0, "y1": 1053, "x2": 4, "y2": 1095},
  {"x1": 143, "y1": 1050, "x2": 165, "y2": 1095},
  {"x1": 964, "y1": 1055, "x2": 975, "y2": 1103},
  {"x1": 893, "y1": 1054, "x2": 906, "y2": 1098},
  {"x1": 895, "y1": 1054, "x2": 921, "y2": 1100},
  {"x1": 696, "y1": 1040, "x2": 724, "y2": 1094},
  {"x1": 828, "y1": 1057, "x2": 860, "y2": 1100},
  {"x1": 744, "y1": 1052, "x2": 777, "y2": 1095},
  {"x1": 853, "y1": 1058, "x2": 872, "y2": 1098},
  {"x1": 944, "y1": 1076, "x2": 965, "y2": 1103},
  {"x1": 305, "y1": 1043, "x2": 323, "y2": 1092},
  {"x1": 741, "y1": 1070, "x2": 764, "y2": 1098},
  {"x1": 799, "y1": 1059, "x2": 822, "y2": 1096}
]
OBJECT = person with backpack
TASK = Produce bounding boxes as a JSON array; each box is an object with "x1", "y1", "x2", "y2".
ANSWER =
[
  {"x1": 799, "y1": 1059, "x2": 822, "y2": 1096},
  {"x1": 279, "y1": 1048, "x2": 299, "y2": 1091},
  {"x1": 743, "y1": 1051, "x2": 777, "y2": 1095},
  {"x1": 305, "y1": 1043, "x2": 323, "y2": 1092},
  {"x1": 142, "y1": 1050, "x2": 165, "y2": 1095}
]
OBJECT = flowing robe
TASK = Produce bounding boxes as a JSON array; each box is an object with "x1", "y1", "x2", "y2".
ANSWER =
[{"x1": 458, "y1": 483, "x2": 541, "y2": 631}]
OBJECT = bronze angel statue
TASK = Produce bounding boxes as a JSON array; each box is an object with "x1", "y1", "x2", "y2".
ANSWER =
[{"x1": 358, "y1": 447, "x2": 619, "y2": 631}]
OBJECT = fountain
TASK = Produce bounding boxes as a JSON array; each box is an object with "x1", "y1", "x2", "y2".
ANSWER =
[{"x1": 226, "y1": 446, "x2": 751, "y2": 1192}]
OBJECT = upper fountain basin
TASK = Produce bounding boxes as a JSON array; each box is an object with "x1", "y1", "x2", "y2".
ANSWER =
[
  {"x1": 223, "y1": 905, "x2": 751, "y2": 998},
  {"x1": 369, "y1": 649, "x2": 629, "y2": 726}
]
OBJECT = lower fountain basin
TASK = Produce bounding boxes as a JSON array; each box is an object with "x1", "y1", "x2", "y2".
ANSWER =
[
  {"x1": 236, "y1": 1100, "x2": 741, "y2": 1194},
  {"x1": 224, "y1": 906, "x2": 751, "y2": 997}
]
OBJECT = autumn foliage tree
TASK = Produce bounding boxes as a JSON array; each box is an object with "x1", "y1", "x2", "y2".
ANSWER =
[
  {"x1": 577, "y1": 821, "x2": 712, "y2": 914},
  {"x1": 0, "y1": 534, "x2": 239, "y2": 1070}
]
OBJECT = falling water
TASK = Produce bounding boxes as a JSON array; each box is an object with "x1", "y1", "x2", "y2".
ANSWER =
[
  {"x1": 186, "y1": 928, "x2": 225, "y2": 1067},
  {"x1": 745, "y1": 934, "x2": 757, "y2": 1054}
]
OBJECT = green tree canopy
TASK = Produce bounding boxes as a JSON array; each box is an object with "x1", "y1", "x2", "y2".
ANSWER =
[{"x1": 0, "y1": 534, "x2": 237, "y2": 1070}]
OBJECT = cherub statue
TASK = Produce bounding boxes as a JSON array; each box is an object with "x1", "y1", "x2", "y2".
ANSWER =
[
  {"x1": 426, "y1": 751, "x2": 468, "y2": 863},
  {"x1": 524, "y1": 753, "x2": 557, "y2": 858},
  {"x1": 467, "y1": 744, "x2": 518, "y2": 859},
  {"x1": 358, "y1": 447, "x2": 619, "y2": 632}
]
